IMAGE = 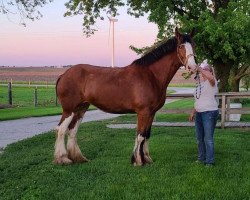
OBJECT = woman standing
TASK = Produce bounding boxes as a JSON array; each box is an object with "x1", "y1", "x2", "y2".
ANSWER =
[{"x1": 189, "y1": 60, "x2": 219, "y2": 166}]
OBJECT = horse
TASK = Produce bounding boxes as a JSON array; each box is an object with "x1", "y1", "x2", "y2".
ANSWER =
[{"x1": 54, "y1": 28, "x2": 197, "y2": 166}]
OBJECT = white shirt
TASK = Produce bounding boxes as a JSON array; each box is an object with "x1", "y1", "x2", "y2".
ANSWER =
[{"x1": 194, "y1": 80, "x2": 218, "y2": 112}]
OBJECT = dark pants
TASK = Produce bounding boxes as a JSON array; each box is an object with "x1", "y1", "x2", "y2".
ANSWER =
[{"x1": 195, "y1": 110, "x2": 219, "y2": 164}]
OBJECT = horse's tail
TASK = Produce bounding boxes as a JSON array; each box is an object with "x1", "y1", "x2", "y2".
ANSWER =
[{"x1": 55, "y1": 74, "x2": 63, "y2": 99}]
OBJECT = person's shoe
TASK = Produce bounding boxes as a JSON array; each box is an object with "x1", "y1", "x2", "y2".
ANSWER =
[
  {"x1": 195, "y1": 160, "x2": 204, "y2": 164},
  {"x1": 205, "y1": 163, "x2": 214, "y2": 167}
]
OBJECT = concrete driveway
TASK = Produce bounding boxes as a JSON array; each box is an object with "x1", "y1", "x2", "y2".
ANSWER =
[{"x1": 0, "y1": 110, "x2": 120, "y2": 150}]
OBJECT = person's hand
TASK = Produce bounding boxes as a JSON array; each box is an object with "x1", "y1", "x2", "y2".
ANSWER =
[{"x1": 189, "y1": 109, "x2": 196, "y2": 121}]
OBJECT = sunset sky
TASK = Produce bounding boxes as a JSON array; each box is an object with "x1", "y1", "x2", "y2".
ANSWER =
[{"x1": 0, "y1": 0, "x2": 158, "y2": 67}]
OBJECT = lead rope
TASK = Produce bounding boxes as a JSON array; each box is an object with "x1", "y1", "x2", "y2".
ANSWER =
[{"x1": 195, "y1": 71, "x2": 201, "y2": 99}]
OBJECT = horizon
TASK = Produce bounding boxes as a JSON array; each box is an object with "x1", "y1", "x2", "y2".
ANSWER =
[{"x1": 0, "y1": 1, "x2": 158, "y2": 67}]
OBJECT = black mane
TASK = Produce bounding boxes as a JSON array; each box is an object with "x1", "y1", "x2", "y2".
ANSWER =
[{"x1": 132, "y1": 34, "x2": 192, "y2": 66}]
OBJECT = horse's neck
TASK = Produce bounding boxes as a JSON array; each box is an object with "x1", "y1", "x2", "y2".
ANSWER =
[{"x1": 149, "y1": 52, "x2": 181, "y2": 89}]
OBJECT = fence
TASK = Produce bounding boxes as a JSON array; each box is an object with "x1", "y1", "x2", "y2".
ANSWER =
[
  {"x1": 1, "y1": 84, "x2": 250, "y2": 128},
  {"x1": 0, "y1": 83, "x2": 58, "y2": 108},
  {"x1": 159, "y1": 92, "x2": 250, "y2": 128}
]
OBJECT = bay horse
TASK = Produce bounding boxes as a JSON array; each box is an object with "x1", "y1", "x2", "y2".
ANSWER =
[{"x1": 54, "y1": 28, "x2": 197, "y2": 166}]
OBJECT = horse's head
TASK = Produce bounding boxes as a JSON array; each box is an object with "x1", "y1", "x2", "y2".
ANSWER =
[{"x1": 175, "y1": 28, "x2": 197, "y2": 72}]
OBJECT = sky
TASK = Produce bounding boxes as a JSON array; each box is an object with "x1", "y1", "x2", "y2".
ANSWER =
[{"x1": 0, "y1": 0, "x2": 158, "y2": 67}]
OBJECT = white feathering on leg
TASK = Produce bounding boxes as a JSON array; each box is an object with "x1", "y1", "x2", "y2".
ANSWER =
[{"x1": 55, "y1": 113, "x2": 74, "y2": 159}]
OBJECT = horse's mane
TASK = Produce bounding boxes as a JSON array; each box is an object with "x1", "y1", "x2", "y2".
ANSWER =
[{"x1": 132, "y1": 34, "x2": 192, "y2": 67}]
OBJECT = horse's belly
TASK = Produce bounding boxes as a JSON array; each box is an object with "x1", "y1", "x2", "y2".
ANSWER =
[
  {"x1": 98, "y1": 106, "x2": 135, "y2": 114},
  {"x1": 92, "y1": 101, "x2": 135, "y2": 114},
  {"x1": 86, "y1": 93, "x2": 134, "y2": 114}
]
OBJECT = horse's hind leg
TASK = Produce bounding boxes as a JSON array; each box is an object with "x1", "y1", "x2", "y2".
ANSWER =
[
  {"x1": 67, "y1": 103, "x2": 89, "y2": 163},
  {"x1": 54, "y1": 112, "x2": 74, "y2": 165}
]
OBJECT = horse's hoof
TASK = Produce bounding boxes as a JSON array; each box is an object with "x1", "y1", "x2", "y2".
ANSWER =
[
  {"x1": 53, "y1": 156, "x2": 72, "y2": 165},
  {"x1": 133, "y1": 162, "x2": 143, "y2": 167},
  {"x1": 144, "y1": 156, "x2": 153, "y2": 164},
  {"x1": 71, "y1": 155, "x2": 88, "y2": 163},
  {"x1": 68, "y1": 151, "x2": 88, "y2": 163},
  {"x1": 131, "y1": 154, "x2": 144, "y2": 166}
]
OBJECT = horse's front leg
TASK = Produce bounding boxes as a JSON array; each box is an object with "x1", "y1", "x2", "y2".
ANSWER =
[
  {"x1": 131, "y1": 113, "x2": 154, "y2": 166},
  {"x1": 143, "y1": 127, "x2": 153, "y2": 164}
]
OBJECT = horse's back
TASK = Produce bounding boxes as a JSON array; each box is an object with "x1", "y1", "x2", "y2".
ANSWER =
[{"x1": 56, "y1": 64, "x2": 131, "y2": 111}]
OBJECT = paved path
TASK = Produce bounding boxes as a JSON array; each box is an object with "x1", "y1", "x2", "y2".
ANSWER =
[
  {"x1": 0, "y1": 87, "x2": 194, "y2": 150},
  {"x1": 168, "y1": 87, "x2": 194, "y2": 94},
  {"x1": 0, "y1": 110, "x2": 120, "y2": 150}
]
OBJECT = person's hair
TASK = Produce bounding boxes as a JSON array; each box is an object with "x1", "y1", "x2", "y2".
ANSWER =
[
  {"x1": 203, "y1": 64, "x2": 213, "y2": 73},
  {"x1": 211, "y1": 66, "x2": 215, "y2": 76},
  {"x1": 204, "y1": 65, "x2": 216, "y2": 79}
]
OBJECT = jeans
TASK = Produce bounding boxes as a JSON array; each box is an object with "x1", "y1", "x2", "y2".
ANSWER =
[{"x1": 195, "y1": 110, "x2": 219, "y2": 164}]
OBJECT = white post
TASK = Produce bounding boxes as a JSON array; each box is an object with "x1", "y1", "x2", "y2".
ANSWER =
[
  {"x1": 109, "y1": 17, "x2": 118, "y2": 68},
  {"x1": 112, "y1": 20, "x2": 115, "y2": 68}
]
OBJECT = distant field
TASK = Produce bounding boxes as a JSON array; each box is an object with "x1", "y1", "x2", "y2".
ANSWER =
[
  {"x1": 0, "y1": 67, "x2": 67, "y2": 84},
  {"x1": 0, "y1": 66, "x2": 194, "y2": 85}
]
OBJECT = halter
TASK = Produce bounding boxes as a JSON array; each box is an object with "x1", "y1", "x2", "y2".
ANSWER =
[
  {"x1": 177, "y1": 43, "x2": 201, "y2": 98},
  {"x1": 177, "y1": 44, "x2": 196, "y2": 69}
]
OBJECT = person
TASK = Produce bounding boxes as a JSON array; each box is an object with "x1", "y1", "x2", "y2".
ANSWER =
[{"x1": 189, "y1": 60, "x2": 219, "y2": 167}]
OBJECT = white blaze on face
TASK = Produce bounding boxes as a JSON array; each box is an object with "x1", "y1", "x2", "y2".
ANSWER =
[{"x1": 184, "y1": 42, "x2": 197, "y2": 70}]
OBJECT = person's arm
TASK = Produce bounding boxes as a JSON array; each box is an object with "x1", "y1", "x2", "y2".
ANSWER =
[
  {"x1": 198, "y1": 68, "x2": 215, "y2": 86},
  {"x1": 189, "y1": 108, "x2": 196, "y2": 122}
]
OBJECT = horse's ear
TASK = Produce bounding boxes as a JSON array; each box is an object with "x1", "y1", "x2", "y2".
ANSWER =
[
  {"x1": 190, "y1": 28, "x2": 196, "y2": 38},
  {"x1": 175, "y1": 27, "x2": 181, "y2": 43}
]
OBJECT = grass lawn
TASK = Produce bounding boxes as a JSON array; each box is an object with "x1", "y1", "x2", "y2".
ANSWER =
[
  {"x1": 0, "y1": 107, "x2": 62, "y2": 121},
  {"x1": 0, "y1": 85, "x2": 57, "y2": 107},
  {"x1": 0, "y1": 85, "x2": 96, "y2": 121},
  {"x1": 0, "y1": 85, "x2": 61, "y2": 121},
  {"x1": 0, "y1": 115, "x2": 249, "y2": 199}
]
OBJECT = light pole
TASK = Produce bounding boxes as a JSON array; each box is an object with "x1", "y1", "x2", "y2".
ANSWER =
[{"x1": 108, "y1": 17, "x2": 118, "y2": 68}]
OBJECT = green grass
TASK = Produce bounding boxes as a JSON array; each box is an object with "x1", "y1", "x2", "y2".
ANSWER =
[
  {"x1": 0, "y1": 85, "x2": 98, "y2": 121},
  {"x1": 0, "y1": 106, "x2": 95, "y2": 121},
  {"x1": 0, "y1": 117, "x2": 249, "y2": 199},
  {"x1": 0, "y1": 85, "x2": 62, "y2": 120},
  {"x1": 168, "y1": 83, "x2": 196, "y2": 87},
  {"x1": 0, "y1": 107, "x2": 62, "y2": 121}
]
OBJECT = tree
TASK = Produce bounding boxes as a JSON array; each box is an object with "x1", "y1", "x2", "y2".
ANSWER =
[
  {"x1": 229, "y1": 63, "x2": 250, "y2": 92},
  {"x1": 64, "y1": 0, "x2": 250, "y2": 92},
  {"x1": 0, "y1": 0, "x2": 53, "y2": 26},
  {"x1": 180, "y1": 0, "x2": 250, "y2": 92},
  {"x1": 242, "y1": 73, "x2": 250, "y2": 91}
]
